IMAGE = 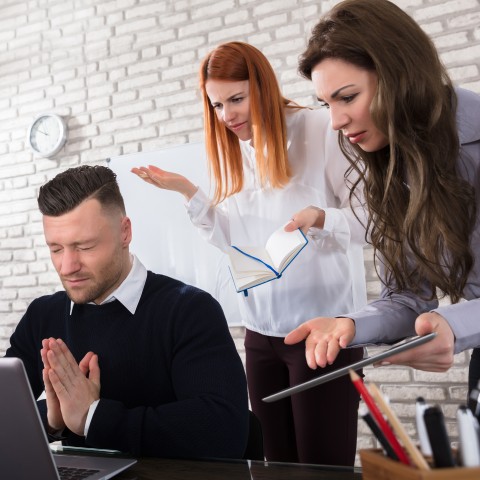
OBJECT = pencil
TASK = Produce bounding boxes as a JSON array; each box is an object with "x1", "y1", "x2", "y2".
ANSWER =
[
  {"x1": 359, "y1": 404, "x2": 399, "y2": 461},
  {"x1": 349, "y1": 369, "x2": 410, "y2": 465},
  {"x1": 369, "y1": 383, "x2": 430, "y2": 470}
]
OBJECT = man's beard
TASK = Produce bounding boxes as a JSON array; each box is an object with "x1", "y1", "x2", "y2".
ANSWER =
[
  {"x1": 62, "y1": 280, "x2": 105, "y2": 305},
  {"x1": 59, "y1": 250, "x2": 125, "y2": 305}
]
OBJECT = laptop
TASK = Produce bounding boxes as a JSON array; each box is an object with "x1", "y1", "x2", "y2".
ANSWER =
[{"x1": 0, "y1": 357, "x2": 137, "y2": 480}]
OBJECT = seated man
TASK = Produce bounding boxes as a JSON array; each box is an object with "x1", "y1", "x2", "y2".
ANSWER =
[{"x1": 5, "y1": 165, "x2": 249, "y2": 458}]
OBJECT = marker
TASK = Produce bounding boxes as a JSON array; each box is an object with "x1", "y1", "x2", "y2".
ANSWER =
[
  {"x1": 369, "y1": 384, "x2": 430, "y2": 471},
  {"x1": 349, "y1": 370, "x2": 410, "y2": 465},
  {"x1": 423, "y1": 405, "x2": 455, "y2": 468},
  {"x1": 457, "y1": 405, "x2": 480, "y2": 467},
  {"x1": 415, "y1": 397, "x2": 432, "y2": 457},
  {"x1": 359, "y1": 404, "x2": 399, "y2": 461}
]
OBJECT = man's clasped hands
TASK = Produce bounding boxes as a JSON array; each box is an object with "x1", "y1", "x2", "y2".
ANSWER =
[{"x1": 41, "y1": 338, "x2": 100, "y2": 436}]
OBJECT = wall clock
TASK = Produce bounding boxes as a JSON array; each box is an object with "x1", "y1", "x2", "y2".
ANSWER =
[{"x1": 27, "y1": 113, "x2": 68, "y2": 158}]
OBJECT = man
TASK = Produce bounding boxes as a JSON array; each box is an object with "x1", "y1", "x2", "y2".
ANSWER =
[{"x1": 5, "y1": 165, "x2": 249, "y2": 458}]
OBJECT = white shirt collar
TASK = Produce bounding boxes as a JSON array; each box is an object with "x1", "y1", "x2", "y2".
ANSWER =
[{"x1": 69, "y1": 254, "x2": 148, "y2": 315}]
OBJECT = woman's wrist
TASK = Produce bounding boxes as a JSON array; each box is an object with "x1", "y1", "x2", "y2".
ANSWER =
[
  {"x1": 309, "y1": 206, "x2": 326, "y2": 229},
  {"x1": 182, "y1": 181, "x2": 199, "y2": 201}
]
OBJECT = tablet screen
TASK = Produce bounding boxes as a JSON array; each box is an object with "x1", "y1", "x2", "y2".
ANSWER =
[{"x1": 262, "y1": 333, "x2": 437, "y2": 403}]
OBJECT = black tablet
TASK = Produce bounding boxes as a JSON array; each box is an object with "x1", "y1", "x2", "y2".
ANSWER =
[{"x1": 262, "y1": 332, "x2": 437, "y2": 403}]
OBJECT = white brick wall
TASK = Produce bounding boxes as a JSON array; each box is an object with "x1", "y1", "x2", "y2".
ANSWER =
[{"x1": 0, "y1": 0, "x2": 479, "y2": 464}]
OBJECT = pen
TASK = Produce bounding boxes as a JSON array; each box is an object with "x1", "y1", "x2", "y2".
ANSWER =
[
  {"x1": 423, "y1": 405, "x2": 456, "y2": 468},
  {"x1": 456, "y1": 405, "x2": 480, "y2": 467},
  {"x1": 359, "y1": 404, "x2": 399, "y2": 461},
  {"x1": 369, "y1": 383, "x2": 430, "y2": 470},
  {"x1": 49, "y1": 445, "x2": 121, "y2": 455},
  {"x1": 468, "y1": 380, "x2": 480, "y2": 418},
  {"x1": 349, "y1": 370, "x2": 410, "y2": 465},
  {"x1": 415, "y1": 397, "x2": 432, "y2": 457}
]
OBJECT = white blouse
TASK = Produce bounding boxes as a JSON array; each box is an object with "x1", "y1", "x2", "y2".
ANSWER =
[{"x1": 186, "y1": 106, "x2": 367, "y2": 337}]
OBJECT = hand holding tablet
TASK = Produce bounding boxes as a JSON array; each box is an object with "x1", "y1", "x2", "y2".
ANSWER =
[{"x1": 262, "y1": 333, "x2": 437, "y2": 403}]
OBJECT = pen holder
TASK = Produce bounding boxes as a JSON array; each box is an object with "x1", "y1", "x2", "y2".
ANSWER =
[{"x1": 360, "y1": 448, "x2": 480, "y2": 480}]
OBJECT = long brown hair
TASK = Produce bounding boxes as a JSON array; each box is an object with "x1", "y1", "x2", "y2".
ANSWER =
[
  {"x1": 299, "y1": 0, "x2": 476, "y2": 302},
  {"x1": 200, "y1": 42, "x2": 293, "y2": 204}
]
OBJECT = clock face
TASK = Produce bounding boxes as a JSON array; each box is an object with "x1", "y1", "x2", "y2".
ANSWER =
[{"x1": 28, "y1": 114, "x2": 67, "y2": 157}]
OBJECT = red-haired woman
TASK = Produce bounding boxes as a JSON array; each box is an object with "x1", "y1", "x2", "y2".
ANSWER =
[{"x1": 132, "y1": 42, "x2": 366, "y2": 466}]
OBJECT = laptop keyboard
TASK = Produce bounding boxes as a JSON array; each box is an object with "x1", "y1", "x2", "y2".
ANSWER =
[{"x1": 57, "y1": 466, "x2": 100, "y2": 479}]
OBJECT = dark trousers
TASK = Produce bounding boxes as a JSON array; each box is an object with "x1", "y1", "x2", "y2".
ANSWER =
[
  {"x1": 245, "y1": 329, "x2": 362, "y2": 465},
  {"x1": 469, "y1": 347, "x2": 480, "y2": 395}
]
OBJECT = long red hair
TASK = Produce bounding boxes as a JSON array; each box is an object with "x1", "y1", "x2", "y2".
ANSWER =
[{"x1": 199, "y1": 42, "x2": 293, "y2": 204}]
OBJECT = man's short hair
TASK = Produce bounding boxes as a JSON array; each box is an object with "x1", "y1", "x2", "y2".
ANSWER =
[{"x1": 38, "y1": 165, "x2": 126, "y2": 216}]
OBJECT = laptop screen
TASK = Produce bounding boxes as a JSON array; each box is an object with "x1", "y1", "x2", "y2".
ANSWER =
[{"x1": 0, "y1": 357, "x2": 136, "y2": 480}]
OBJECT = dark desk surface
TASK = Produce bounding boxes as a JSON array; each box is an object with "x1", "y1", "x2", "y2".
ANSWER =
[{"x1": 115, "y1": 456, "x2": 362, "y2": 480}]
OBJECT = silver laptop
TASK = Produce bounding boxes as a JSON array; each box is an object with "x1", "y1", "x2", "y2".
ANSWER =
[{"x1": 0, "y1": 357, "x2": 137, "y2": 480}]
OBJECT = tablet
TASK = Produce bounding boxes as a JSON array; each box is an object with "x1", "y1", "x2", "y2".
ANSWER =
[{"x1": 262, "y1": 332, "x2": 437, "y2": 403}]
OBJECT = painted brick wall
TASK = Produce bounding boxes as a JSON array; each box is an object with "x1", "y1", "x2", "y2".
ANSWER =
[{"x1": 0, "y1": 0, "x2": 479, "y2": 462}]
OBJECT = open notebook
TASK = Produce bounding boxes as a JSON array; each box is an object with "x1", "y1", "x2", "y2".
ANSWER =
[
  {"x1": 228, "y1": 226, "x2": 308, "y2": 293},
  {"x1": 0, "y1": 357, "x2": 136, "y2": 480}
]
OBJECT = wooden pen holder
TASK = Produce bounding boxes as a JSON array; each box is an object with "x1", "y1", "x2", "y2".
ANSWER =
[{"x1": 360, "y1": 448, "x2": 480, "y2": 480}]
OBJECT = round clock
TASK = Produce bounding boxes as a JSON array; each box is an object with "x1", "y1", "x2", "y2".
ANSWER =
[{"x1": 27, "y1": 113, "x2": 68, "y2": 158}]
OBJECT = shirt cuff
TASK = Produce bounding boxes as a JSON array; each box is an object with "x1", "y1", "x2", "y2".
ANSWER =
[
  {"x1": 322, "y1": 207, "x2": 336, "y2": 234},
  {"x1": 434, "y1": 300, "x2": 480, "y2": 354},
  {"x1": 185, "y1": 186, "x2": 204, "y2": 211},
  {"x1": 84, "y1": 400, "x2": 100, "y2": 437},
  {"x1": 185, "y1": 187, "x2": 210, "y2": 221}
]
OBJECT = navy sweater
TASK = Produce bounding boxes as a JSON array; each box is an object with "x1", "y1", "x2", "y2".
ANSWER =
[{"x1": 6, "y1": 272, "x2": 249, "y2": 458}]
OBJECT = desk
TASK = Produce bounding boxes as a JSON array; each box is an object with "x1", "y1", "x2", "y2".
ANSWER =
[{"x1": 114, "y1": 457, "x2": 362, "y2": 480}]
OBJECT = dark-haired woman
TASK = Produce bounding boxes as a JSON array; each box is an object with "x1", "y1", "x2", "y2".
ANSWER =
[{"x1": 285, "y1": 0, "x2": 480, "y2": 393}]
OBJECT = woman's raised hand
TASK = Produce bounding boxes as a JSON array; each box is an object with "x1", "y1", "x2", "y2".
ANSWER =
[{"x1": 131, "y1": 165, "x2": 198, "y2": 201}]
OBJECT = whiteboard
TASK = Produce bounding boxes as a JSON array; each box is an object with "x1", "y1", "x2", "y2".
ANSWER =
[{"x1": 107, "y1": 143, "x2": 242, "y2": 326}]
